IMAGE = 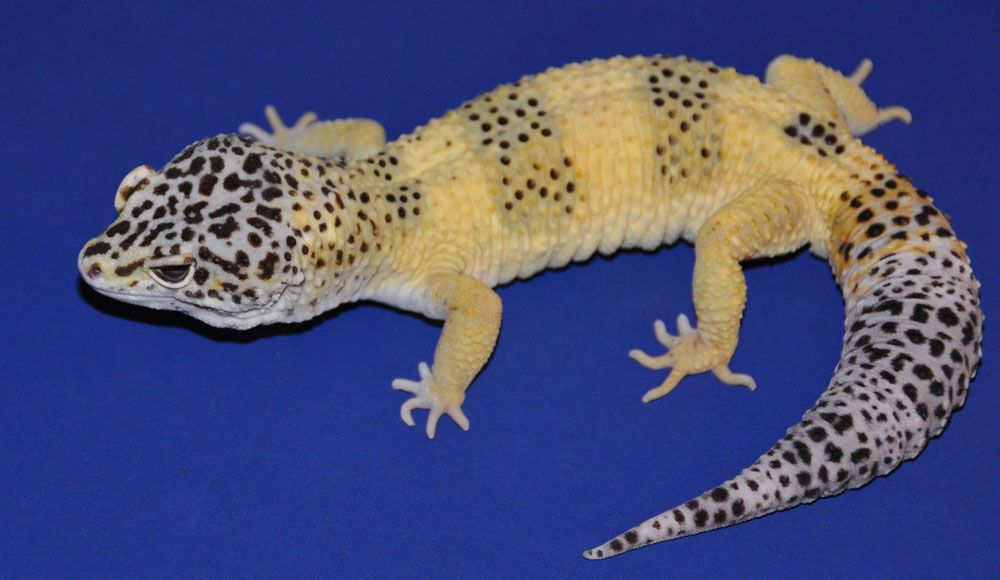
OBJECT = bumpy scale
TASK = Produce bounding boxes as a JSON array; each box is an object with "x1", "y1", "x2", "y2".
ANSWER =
[{"x1": 78, "y1": 55, "x2": 983, "y2": 558}]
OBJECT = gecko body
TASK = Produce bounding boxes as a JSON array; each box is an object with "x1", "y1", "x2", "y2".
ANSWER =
[{"x1": 78, "y1": 55, "x2": 983, "y2": 558}]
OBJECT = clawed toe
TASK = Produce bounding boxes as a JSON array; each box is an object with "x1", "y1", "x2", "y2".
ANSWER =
[
  {"x1": 239, "y1": 105, "x2": 320, "y2": 147},
  {"x1": 392, "y1": 362, "x2": 470, "y2": 439},
  {"x1": 632, "y1": 314, "x2": 755, "y2": 402}
]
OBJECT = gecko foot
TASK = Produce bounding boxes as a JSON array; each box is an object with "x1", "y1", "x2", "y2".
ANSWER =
[
  {"x1": 238, "y1": 105, "x2": 318, "y2": 147},
  {"x1": 392, "y1": 362, "x2": 470, "y2": 439},
  {"x1": 629, "y1": 314, "x2": 756, "y2": 403}
]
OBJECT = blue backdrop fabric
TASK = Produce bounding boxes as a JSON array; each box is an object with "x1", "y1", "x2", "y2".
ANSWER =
[{"x1": 1, "y1": 1, "x2": 997, "y2": 577}]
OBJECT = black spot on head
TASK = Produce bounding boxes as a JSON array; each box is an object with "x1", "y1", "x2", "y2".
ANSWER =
[
  {"x1": 208, "y1": 216, "x2": 239, "y2": 239},
  {"x1": 106, "y1": 221, "x2": 131, "y2": 237},
  {"x1": 242, "y1": 153, "x2": 262, "y2": 174},
  {"x1": 83, "y1": 241, "x2": 112, "y2": 257},
  {"x1": 257, "y1": 252, "x2": 279, "y2": 280},
  {"x1": 256, "y1": 205, "x2": 282, "y2": 221}
]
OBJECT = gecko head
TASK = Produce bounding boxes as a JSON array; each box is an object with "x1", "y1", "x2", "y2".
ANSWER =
[{"x1": 78, "y1": 134, "x2": 342, "y2": 330}]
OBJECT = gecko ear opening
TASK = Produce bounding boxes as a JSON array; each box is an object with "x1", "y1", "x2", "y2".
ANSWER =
[{"x1": 115, "y1": 164, "x2": 156, "y2": 214}]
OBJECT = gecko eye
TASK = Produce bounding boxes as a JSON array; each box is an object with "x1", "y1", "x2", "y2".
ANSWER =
[{"x1": 147, "y1": 262, "x2": 195, "y2": 289}]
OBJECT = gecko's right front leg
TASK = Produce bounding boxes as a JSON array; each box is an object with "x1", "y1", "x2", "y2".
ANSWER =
[{"x1": 392, "y1": 273, "x2": 502, "y2": 439}]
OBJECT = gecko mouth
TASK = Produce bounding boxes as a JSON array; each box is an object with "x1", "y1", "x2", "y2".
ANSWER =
[{"x1": 89, "y1": 282, "x2": 302, "y2": 329}]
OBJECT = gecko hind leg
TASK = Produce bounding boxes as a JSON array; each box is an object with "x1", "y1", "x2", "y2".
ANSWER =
[
  {"x1": 765, "y1": 55, "x2": 911, "y2": 136},
  {"x1": 239, "y1": 105, "x2": 386, "y2": 159},
  {"x1": 632, "y1": 180, "x2": 813, "y2": 404},
  {"x1": 630, "y1": 315, "x2": 756, "y2": 403}
]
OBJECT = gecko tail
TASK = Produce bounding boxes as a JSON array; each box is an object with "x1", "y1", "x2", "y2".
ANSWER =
[{"x1": 586, "y1": 189, "x2": 982, "y2": 560}]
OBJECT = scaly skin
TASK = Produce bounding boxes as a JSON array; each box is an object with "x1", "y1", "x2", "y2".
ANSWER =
[{"x1": 78, "y1": 55, "x2": 983, "y2": 558}]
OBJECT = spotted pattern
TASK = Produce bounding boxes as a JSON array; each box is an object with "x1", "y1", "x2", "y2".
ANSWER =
[
  {"x1": 77, "y1": 55, "x2": 983, "y2": 560},
  {"x1": 585, "y1": 162, "x2": 982, "y2": 559},
  {"x1": 78, "y1": 134, "x2": 389, "y2": 328}
]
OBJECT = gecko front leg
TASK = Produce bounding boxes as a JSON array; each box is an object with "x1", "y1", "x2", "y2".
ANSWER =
[
  {"x1": 239, "y1": 105, "x2": 386, "y2": 159},
  {"x1": 393, "y1": 273, "x2": 502, "y2": 439}
]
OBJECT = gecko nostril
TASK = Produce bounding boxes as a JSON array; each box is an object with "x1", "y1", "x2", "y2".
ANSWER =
[{"x1": 87, "y1": 263, "x2": 102, "y2": 279}]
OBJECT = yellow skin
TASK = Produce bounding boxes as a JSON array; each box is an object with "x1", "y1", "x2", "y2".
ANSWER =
[
  {"x1": 80, "y1": 54, "x2": 983, "y2": 558},
  {"x1": 237, "y1": 54, "x2": 912, "y2": 437}
]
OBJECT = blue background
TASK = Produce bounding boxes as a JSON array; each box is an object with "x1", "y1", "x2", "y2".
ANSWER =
[{"x1": 2, "y1": 1, "x2": 997, "y2": 577}]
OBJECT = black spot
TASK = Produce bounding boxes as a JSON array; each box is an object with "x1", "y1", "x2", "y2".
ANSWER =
[
  {"x1": 936, "y1": 307, "x2": 959, "y2": 327},
  {"x1": 198, "y1": 174, "x2": 218, "y2": 196},
  {"x1": 624, "y1": 530, "x2": 638, "y2": 544},
  {"x1": 182, "y1": 201, "x2": 209, "y2": 224},
  {"x1": 256, "y1": 205, "x2": 282, "y2": 221},
  {"x1": 912, "y1": 364, "x2": 933, "y2": 380},
  {"x1": 850, "y1": 448, "x2": 871, "y2": 464},
  {"x1": 820, "y1": 412, "x2": 854, "y2": 435},
  {"x1": 793, "y1": 441, "x2": 812, "y2": 464},
  {"x1": 824, "y1": 442, "x2": 844, "y2": 463},
  {"x1": 910, "y1": 304, "x2": 932, "y2": 324},
  {"x1": 83, "y1": 241, "x2": 112, "y2": 256},
  {"x1": 673, "y1": 510, "x2": 685, "y2": 524},
  {"x1": 866, "y1": 223, "x2": 885, "y2": 238},
  {"x1": 261, "y1": 187, "x2": 283, "y2": 202},
  {"x1": 710, "y1": 487, "x2": 729, "y2": 502},
  {"x1": 694, "y1": 510, "x2": 709, "y2": 528},
  {"x1": 208, "y1": 203, "x2": 240, "y2": 218},
  {"x1": 257, "y1": 252, "x2": 279, "y2": 280},
  {"x1": 208, "y1": 216, "x2": 239, "y2": 239},
  {"x1": 875, "y1": 299, "x2": 903, "y2": 316},
  {"x1": 106, "y1": 221, "x2": 131, "y2": 237},
  {"x1": 610, "y1": 539, "x2": 623, "y2": 552},
  {"x1": 242, "y1": 153, "x2": 262, "y2": 174},
  {"x1": 246, "y1": 216, "x2": 273, "y2": 236},
  {"x1": 114, "y1": 260, "x2": 144, "y2": 276},
  {"x1": 796, "y1": 471, "x2": 812, "y2": 486},
  {"x1": 118, "y1": 220, "x2": 149, "y2": 251}
]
